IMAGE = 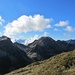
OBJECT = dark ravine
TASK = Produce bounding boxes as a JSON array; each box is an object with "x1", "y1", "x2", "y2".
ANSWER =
[{"x1": 0, "y1": 36, "x2": 75, "y2": 74}]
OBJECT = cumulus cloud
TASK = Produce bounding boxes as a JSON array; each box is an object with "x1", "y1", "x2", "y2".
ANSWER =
[
  {"x1": 11, "y1": 38, "x2": 16, "y2": 43},
  {"x1": 54, "y1": 28, "x2": 58, "y2": 31},
  {"x1": 0, "y1": 16, "x2": 5, "y2": 25},
  {"x1": 43, "y1": 32, "x2": 49, "y2": 36},
  {"x1": 24, "y1": 34, "x2": 39, "y2": 45},
  {"x1": 0, "y1": 32, "x2": 2, "y2": 35},
  {"x1": 11, "y1": 34, "x2": 39, "y2": 45},
  {"x1": 63, "y1": 33, "x2": 71, "y2": 37},
  {"x1": 55, "y1": 21, "x2": 68, "y2": 27},
  {"x1": 65, "y1": 26, "x2": 75, "y2": 32},
  {"x1": 4, "y1": 14, "x2": 52, "y2": 37}
]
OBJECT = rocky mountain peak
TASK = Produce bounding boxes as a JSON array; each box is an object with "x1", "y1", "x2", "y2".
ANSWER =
[
  {"x1": 38, "y1": 37, "x2": 55, "y2": 45},
  {"x1": 0, "y1": 36, "x2": 10, "y2": 41},
  {"x1": 28, "y1": 37, "x2": 55, "y2": 48},
  {"x1": 39, "y1": 36, "x2": 54, "y2": 41}
]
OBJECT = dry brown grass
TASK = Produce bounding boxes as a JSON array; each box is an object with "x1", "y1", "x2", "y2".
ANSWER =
[{"x1": 5, "y1": 50, "x2": 75, "y2": 75}]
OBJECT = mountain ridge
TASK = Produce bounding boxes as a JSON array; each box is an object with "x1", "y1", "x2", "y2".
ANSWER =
[
  {"x1": 0, "y1": 36, "x2": 75, "y2": 74},
  {"x1": 0, "y1": 36, "x2": 32, "y2": 74},
  {"x1": 15, "y1": 36, "x2": 75, "y2": 61}
]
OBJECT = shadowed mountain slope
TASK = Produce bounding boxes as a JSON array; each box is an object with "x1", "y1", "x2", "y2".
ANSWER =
[
  {"x1": 0, "y1": 36, "x2": 32, "y2": 74},
  {"x1": 15, "y1": 37, "x2": 75, "y2": 61},
  {"x1": 26, "y1": 37, "x2": 75, "y2": 61},
  {"x1": 67, "y1": 39, "x2": 75, "y2": 45},
  {"x1": 5, "y1": 49, "x2": 75, "y2": 75},
  {"x1": 0, "y1": 36, "x2": 75, "y2": 74}
]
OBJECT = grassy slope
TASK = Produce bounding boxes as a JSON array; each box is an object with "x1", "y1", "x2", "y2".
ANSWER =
[{"x1": 5, "y1": 50, "x2": 75, "y2": 75}]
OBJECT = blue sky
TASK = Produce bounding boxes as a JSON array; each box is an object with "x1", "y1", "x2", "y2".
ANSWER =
[{"x1": 0, "y1": 0, "x2": 75, "y2": 43}]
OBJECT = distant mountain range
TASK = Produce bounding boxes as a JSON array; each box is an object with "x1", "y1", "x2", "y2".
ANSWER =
[
  {"x1": 16, "y1": 39, "x2": 25, "y2": 44},
  {"x1": 0, "y1": 36, "x2": 75, "y2": 74},
  {"x1": 15, "y1": 37, "x2": 75, "y2": 46},
  {"x1": 67, "y1": 39, "x2": 75, "y2": 45}
]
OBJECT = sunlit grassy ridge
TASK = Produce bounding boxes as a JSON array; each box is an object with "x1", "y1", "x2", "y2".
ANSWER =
[{"x1": 5, "y1": 50, "x2": 75, "y2": 75}]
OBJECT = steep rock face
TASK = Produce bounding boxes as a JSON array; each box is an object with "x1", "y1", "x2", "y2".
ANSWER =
[
  {"x1": 15, "y1": 37, "x2": 75, "y2": 61},
  {"x1": 27, "y1": 37, "x2": 63, "y2": 61},
  {"x1": 57, "y1": 40, "x2": 75, "y2": 52},
  {"x1": 67, "y1": 39, "x2": 75, "y2": 45},
  {"x1": 27, "y1": 37, "x2": 75, "y2": 61},
  {"x1": 14, "y1": 42, "x2": 30, "y2": 53},
  {"x1": 0, "y1": 36, "x2": 32, "y2": 74},
  {"x1": 15, "y1": 37, "x2": 75, "y2": 62}
]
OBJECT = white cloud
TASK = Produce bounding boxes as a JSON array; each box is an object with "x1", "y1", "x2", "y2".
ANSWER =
[
  {"x1": 11, "y1": 38, "x2": 16, "y2": 43},
  {"x1": 4, "y1": 14, "x2": 52, "y2": 37},
  {"x1": 54, "y1": 28, "x2": 58, "y2": 31},
  {"x1": 11, "y1": 35, "x2": 25, "y2": 43},
  {"x1": 24, "y1": 34, "x2": 39, "y2": 45},
  {"x1": 0, "y1": 16, "x2": 5, "y2": 25},
  {"x1": 55, "y1": 21, "x2": 68, "y2": 27},
  {"x1": 43, "y1": 32, "x2": 49, "y2": 36},
  {"x1": 11, "y1": 34, "x2": 39, "y2": 45},
  {"x1": 63, "y1": 33, "x2": 71, "y2": 37},
  {"x1": 46, "y1": 24, "x2": 52, "y2": 28},
  {"x1": 65, "y1": 26, "x2": 75, "y2": 32},
  {"x1": 0, "y1": 32, "x2": 2, "y2": 35}
]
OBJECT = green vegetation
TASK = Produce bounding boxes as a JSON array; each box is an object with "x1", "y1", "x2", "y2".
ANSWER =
[{"x1": 5, "y1": 50, "x2": 75, "y2": 75}]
